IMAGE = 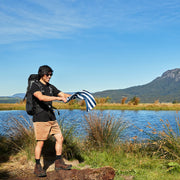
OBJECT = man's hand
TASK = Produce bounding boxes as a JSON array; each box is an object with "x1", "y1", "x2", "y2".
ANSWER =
[
  {"x1": 58, "y1": 96, "x2": 67, "y2": 103},
  {"x1": 58, "y1": 92, "x2": 71, "y2": 102}
]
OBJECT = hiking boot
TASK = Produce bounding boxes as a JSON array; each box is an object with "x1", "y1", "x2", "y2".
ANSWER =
[
  {"x1": 55, "y1": 158, "x2": 72, "y2": 171},
  {"x1": 34, "y1": 163, "x2": 47, "y2": 177}
]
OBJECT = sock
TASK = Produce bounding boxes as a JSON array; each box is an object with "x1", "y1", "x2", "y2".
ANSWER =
[
  {"x1": 56, "y1": 155, "x2": 62, "y2": 160},
  {"x1": 35, "y1": 159, "x2": 40, "y2": 164}
]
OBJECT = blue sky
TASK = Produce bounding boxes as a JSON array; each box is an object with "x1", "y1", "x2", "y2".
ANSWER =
[{"x1": 0, "y1": 0, "x2": 180, "y2": 96}]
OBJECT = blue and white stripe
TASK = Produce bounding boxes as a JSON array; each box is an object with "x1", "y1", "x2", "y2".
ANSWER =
[{"x1": 66, "y1": 90, "x2": 96, "y2": 111}]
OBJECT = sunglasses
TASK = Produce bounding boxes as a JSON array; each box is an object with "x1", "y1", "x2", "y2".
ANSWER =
[{"x1": 46, "y1": 73, "x2": 53, "y2": 77}]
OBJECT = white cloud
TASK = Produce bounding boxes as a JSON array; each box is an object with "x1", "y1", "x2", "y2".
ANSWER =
[{"x1": 0, "y1": 0, "x2": 180, "y2": 44}]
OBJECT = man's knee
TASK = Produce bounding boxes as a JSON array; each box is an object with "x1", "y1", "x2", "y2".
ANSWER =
[
  {"x1": 54, "y1": 133, "x2": 64, "y2": 143},
  {"x1": 36, "y1": 140, "x2": 44, "y2": 148}
]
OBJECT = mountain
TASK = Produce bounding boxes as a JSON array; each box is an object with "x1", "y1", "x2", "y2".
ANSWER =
[
  {"x1": 0, "y1": 92, "x2": 73, "y2": 103},
  {"x1": 12, "y1": 93, "x2": 26, "y2": 99},
  {"x1": 93, "y1": 68, "x2": 180, "y2": 103},
  {"x1": 0, "y1": 93, "x2": 25, "y2": 103},
  {"x1": 0, "y1": 96, "x2": 22, "y2": 103},
  {"x1": 1, "y1": 69, "x2": 180, "y2": 103}
]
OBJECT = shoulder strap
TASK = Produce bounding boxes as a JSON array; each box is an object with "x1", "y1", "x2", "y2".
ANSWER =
[
  {"x1": 34, "y1": 81, "x2": 45, "y2": 93},
  {"x1": 48, "y1": 84, "x2": 53, "y2": 95}
]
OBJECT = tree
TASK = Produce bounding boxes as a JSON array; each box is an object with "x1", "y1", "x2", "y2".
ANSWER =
[
  {"x1": 121, "y1": 97, "x2": 127, "y2": 104},
  {"x1": 130, "y1": 96, "x2": 140, "y2": 105}
]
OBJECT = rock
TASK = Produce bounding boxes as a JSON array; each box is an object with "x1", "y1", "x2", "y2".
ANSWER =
[{"x1": 13, "y1": 166, "x2": 115, "y2": 180}]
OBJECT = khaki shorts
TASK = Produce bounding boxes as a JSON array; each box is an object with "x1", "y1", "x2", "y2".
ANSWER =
[{"x1": 33, "y1": 120, "x2": 62, "y2": 141}]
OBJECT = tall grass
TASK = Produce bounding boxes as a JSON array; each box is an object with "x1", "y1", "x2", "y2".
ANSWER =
[
  {"x1": 57, "y1": 117, "x2": 83, "y2": 161},
  {"x1": 0, "y1": 116, "x2": 35, "y2": 160},
  {"x1": 134, "y1": 113, "x2": 180, "y2": 162},
  {"x1": 0, "y1": 115, "x2": 83, "y2": 163},
  {"x1": 153, "y1": 116, "x2": 180, "y2": 161},
  {"x1": 83, "y1": 112, "x2": 128, "y2": 149}
]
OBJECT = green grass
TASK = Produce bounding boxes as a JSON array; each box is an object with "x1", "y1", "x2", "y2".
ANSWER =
[{"x1": 81, "y1": 145, "x2": 180, "y2": 180}]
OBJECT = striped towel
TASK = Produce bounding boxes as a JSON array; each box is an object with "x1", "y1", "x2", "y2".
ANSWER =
[{"x1": 66, "y1": 90, "x2": 96, "y2": 111}]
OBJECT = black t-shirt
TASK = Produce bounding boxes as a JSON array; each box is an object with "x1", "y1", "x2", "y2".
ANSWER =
[{"x1": 30, "y1": 81, "x2": 61, "y2": 122}]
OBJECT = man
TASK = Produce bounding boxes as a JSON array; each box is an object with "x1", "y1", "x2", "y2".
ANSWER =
[{"x1": 31, "y1": 65, "x2": 72, "y2": 177}]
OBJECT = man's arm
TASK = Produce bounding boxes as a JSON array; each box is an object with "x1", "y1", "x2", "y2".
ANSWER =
[
  {"x1": 58, "y1": 92, "x2": 71, "y2": 101},
  {"x1": 33, "y1": 91, "x2": 67, "y2": 102}
]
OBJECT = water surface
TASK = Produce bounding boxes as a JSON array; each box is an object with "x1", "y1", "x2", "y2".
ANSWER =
[{"x1": 0, "y1": 110, "x2": 179, "y2": 140}]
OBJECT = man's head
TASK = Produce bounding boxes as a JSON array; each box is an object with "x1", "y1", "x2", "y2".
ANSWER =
[{"x1": 38, "y1": 65, "x2": 53, "y2": 84}]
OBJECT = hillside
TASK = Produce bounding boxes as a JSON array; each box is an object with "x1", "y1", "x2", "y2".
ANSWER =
[
  {"x1": 0, "y1": 97, "x2": 22, "y2": 103},
  {"x1": 0, "y1": 93, "x2": 25, "y2": 103},
  {"x1": 93, "y1": 68, "x2": 180, "y2": 103},
  {"x1": 1, "y1": 68, "x2": 180, "y2": 104}
]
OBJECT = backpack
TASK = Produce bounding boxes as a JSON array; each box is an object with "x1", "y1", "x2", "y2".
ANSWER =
[
  {"x1": 24, "y1": 74, "x2": 40, "y2": 115},
  {"x1": 24, "y1": 74, "x2": 59, "y2": 116}
]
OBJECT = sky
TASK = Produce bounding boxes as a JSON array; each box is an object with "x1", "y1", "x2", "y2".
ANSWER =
[{"x1": 0, "y1": 0, "x2": 180, "y2": 96}]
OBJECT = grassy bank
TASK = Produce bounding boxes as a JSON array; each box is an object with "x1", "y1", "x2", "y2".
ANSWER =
[
  {"x1": 1, "y1": 112, "x2": 180, "y2": 179},
  {"x1": 1, "y1": 102, "x2": 180, "y2": 111}
]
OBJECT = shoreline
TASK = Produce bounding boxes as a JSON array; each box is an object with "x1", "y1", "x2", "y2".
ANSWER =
[{"x1": 1, "y1": 102, "x2": 180, "y2": 111}]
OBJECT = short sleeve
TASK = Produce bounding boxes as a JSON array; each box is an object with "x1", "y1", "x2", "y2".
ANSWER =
[
  {"x1": 50, "y1": 84, "x2": 61, "y2": 96},
  {"x1": 30, "y1": 82, "x2": 41, "y2": 95}
]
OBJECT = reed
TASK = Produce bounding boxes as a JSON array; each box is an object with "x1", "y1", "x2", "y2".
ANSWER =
[
  {"x1": 0, "y1": 115, "x2": 83, "y2": 162},
  {"x1": 83, "y1": 112, "x2": 128, "y2": 149},
  {"x1": 134, "y1": 112, "x2": 180, "y2": 162},
  {"x1": 0, "y1": 116, "x2": 35, "y2": 161},
  {"x1": 57, "y1": 117, "x2": 83, "y2": 161}
]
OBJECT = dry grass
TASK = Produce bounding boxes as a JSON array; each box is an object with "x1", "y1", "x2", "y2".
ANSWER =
[
  {"x1": 83, "y1": 112, "x2": 128, "y2": 149},
  {"x1": 0, "y1": 103, "x2": 25, "y2": 110},
  {"x1": 95, "y1": 103, "x2": 180, "y2": 110},
  {"x1": 1, "y1": 102, "x2": 180, "y2": 111}
]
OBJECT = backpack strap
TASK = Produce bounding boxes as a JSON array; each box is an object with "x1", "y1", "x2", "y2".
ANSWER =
[
  {"x1": 33, "y1": 81, "x2": 60, "y2": 115},
  {"x1": 49, "y1": 85, "x2": 53, "y2": 95},
  {"x1": 33, "y1": 81, "x2": 44, "y2": 94},
  {"x1": 34, "y1": 81, "x2": 53, "y2": 95}
]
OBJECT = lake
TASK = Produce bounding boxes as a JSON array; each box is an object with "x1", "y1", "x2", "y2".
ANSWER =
[{"x1": 0, "y1": 109, "x2": 179, "y2": 141}]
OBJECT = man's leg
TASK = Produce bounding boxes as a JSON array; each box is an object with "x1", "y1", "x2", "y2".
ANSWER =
[
  {"x1": 34, "y1": 140, "x2": 47, "y2": 177},
  {"x1": 54, "y1": 133, "x2": 63, "y2": 156},
  {"x1": 54, "y1": 133, "x2": 72, "y2": 170},
  {"x1": 33, "y1": 121, "x2": 50, "y2": 160},
  {"x1": 50, "y1": 120, "x2": 72, "y2": 170},
  {"x1": 35, "y1": 140, "x2": 44, "y2": 159},
  {"x1": 33, "y1": 121, "x2": 50, "y2": 177}
]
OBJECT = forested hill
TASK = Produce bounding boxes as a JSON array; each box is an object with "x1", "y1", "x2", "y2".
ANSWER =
[{"x1": 93, "y1": 68, "x2": 180, "y2": 103}]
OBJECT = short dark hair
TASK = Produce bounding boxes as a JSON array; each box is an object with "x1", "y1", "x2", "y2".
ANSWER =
[{"x1": 38, "y1": 65, "x2": 53, "y2": 78}]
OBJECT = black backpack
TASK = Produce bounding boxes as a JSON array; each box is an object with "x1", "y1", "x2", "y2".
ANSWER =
[
  {"x1": 24, "y1": 74, "x2": 59, "y2": 116},
  {"x1": 24, "y1": 74, "x2": 41, "y2": 115}
]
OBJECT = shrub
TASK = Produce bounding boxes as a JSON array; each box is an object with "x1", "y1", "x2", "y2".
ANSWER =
[
  {"x1": 121, "y1": 97, "x2": 127, "y2": 104},
  {"x1": 0, "y1": 116, "x2": 35, "y2": 161},
  {"x1": 57, "y1": 117, "x2": 84, "y2": 161},
  {"x1": 130, "y1": 96, "x2": 140, "y2": 105},
  {"x1": 95, "y1": 97, "x2": 111, "y2": 104},
  {"x1": 79, "y1": 100, "x2": 86, "y2": 106},
  {"x1": 137, "y1": 114, "x2": 180, "y2": 161},
  {"x1": 1, "y1": 115, "x2": 83, "y2": 162},
  {"x1": 84, "y1": 112, "x2": 128, "y2": 149},
  {"x1": 154, "y1": 99, "x2": 159, "y2": 104}
]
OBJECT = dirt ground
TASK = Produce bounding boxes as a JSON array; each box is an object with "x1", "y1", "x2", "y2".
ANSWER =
[{"x1": 0, "y1": 160, "x2": 115, "y2": 180}]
